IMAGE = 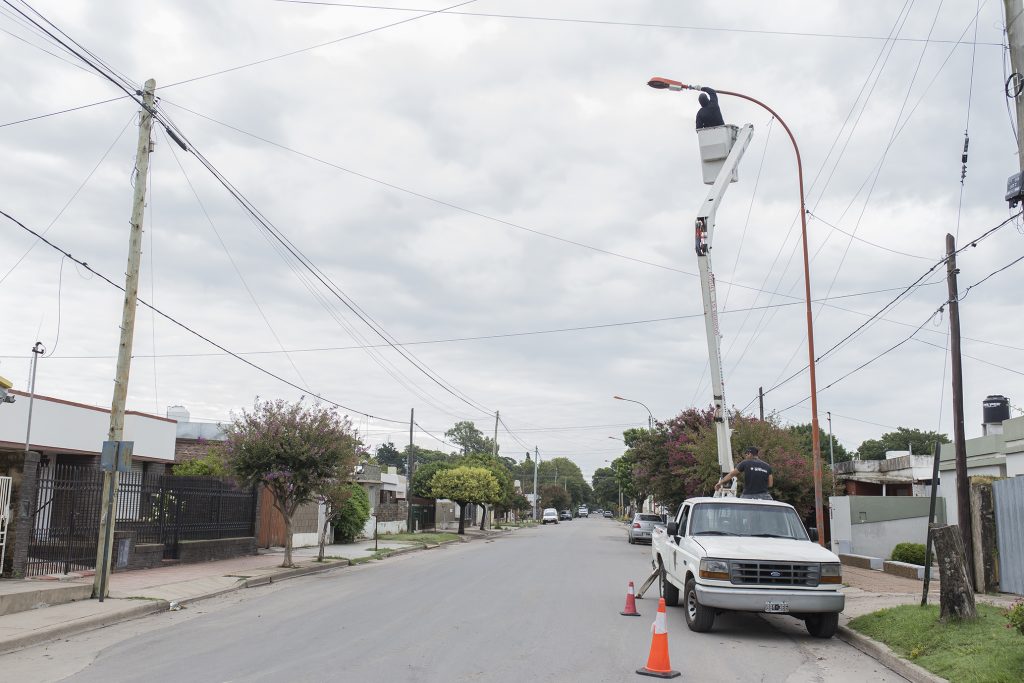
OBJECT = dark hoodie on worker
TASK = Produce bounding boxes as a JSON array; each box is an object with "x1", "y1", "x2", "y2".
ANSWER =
[{"x1": 695, "y1": 87, "x2": 725, "y2": 130}]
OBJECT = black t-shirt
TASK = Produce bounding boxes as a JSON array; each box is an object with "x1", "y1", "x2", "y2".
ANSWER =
[{"x1": 737, "y1": 458, "x2": 771, "y2": 495}]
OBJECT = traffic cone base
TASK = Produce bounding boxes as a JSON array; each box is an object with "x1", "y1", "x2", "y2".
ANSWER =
[
  {"x1": 621, "y1": 580, "x2": 641, "y2": 616},
  {"x1": 636, "y1": 598, "x2": 679, "y2": 678}
]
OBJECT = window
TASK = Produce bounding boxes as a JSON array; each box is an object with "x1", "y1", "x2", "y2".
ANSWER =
[
  {"x1": 689, "y1": 503, "x2": 809, "y2": 540},
  {"x1": 678, "y1": 505, "x2": 690, "y2": 537}
]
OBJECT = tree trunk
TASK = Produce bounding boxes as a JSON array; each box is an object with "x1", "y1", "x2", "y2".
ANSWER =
[
  {"x1": 318, "y1": 503, "x2": 330, "y2": 562},
  {"x1": 283, "y1": 510, "x2": 294, "y2": 568},
  {"x1": 457, "y1": 502, "x2": 466, "y2": 535},
  {"x1": 479, "y1": 503, "x2": 487, "y2": 531},
  {"x1": 932, "y1": 523, "x2": 977, "y2": 621}
]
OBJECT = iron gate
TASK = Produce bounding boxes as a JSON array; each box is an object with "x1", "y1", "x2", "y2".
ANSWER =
[
  {"x1": 993, "y1": 476, "x2": 1024, "y2": 595},
  {"x1": 26, "y1": 466, "x2": 257, "y2": 577}
]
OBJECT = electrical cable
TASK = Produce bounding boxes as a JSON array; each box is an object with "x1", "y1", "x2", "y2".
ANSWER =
[
  {"x1": 0, "y1": 207, "x2": 409, "y2": 425},
  {"x1": 272, "y1": 1, "x2": 1003, "y2": 46},
  {"x1": 43, "y1": 255, "x2": 64, "y2": 357},
  {"x1": 0, "y1": 95, "x2": 127, "y2": 128}
]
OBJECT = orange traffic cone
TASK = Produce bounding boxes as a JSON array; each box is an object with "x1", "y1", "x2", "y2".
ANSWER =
[
  {"x1": 621, "y1": 580, "x2": 641, "y2": 616},
  {"x1": 636, "y1": 597, "x2": 680, "y2": 678}
]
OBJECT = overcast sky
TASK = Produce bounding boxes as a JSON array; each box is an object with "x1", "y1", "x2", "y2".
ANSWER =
[{"x1": 2, "y1": 0, "x2": 1022, "y2": 479}]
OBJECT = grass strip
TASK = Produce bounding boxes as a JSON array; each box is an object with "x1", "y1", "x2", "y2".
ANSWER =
[{"x1": 848, "y1": 603, "x2": 1023, "y2": 683}]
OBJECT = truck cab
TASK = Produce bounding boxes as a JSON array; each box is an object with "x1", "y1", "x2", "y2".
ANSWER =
[{"x1": 651, "y1": 497, "x2": 844, "y2": 638}]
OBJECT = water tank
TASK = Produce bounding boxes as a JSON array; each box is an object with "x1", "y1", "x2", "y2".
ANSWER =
[
  {"x1": 982, "y1": 395, "x2": 1010, "y2": 425},
  {"x1": 166, "y1": 405, "x2": 190, "y2": 423}
]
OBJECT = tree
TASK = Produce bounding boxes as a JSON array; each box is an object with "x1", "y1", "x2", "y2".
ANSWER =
[
  {"x1": 787, "y1": 423, "x2": 851, "y2": 465},
  {"x1": 330, "y1": 482, "x2": 370, "y2": 546},
  {"x1": 429, "y1": 466, "x2": 501, "y2": 534},
  {"x1": 171, "y1": 451, "x2": 228, "y2": 477},
  {"x1": 317, "y1": 480, "x2": 356, "y2": 561},
  {"x1": 540, "y1": 483, "x2": 570, "y2": 513},
  {"x1": 459, "y1": 453, "x2": 514, "y2": 529},
  {"x1": 444, "y1": 420, "x2": 496, "y2": 456},
  {"x1": 592, "y1": 467, "x2": 619, "y2": 509},
  {"x1": 222, "y1": 398, "x2": 360, "y2": 567},
  {"x1": 374, "y1": 441, "x2": 405, "y2": 474},
  {"x1": 856, "y1": 427, "x2": 950, "y2": 461},
  {"x1": 411, "y1": 460, "x2": 453, "y2": 498}
]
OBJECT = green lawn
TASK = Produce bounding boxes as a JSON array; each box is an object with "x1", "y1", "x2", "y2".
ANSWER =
[
  {"x1": 377, "y1": 532, "x2": 458, "y2": 544},
  {"x1": 849, "y1": 604, "x2": 1024, "y2": 683}
]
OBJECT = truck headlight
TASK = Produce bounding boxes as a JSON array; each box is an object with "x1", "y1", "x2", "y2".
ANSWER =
[
  {"x1": 699, "y1": 558, "x2": 730, "y2": 581},
  {"x1": 820, "y1": 563, "x2": 842, "y2": 584}
]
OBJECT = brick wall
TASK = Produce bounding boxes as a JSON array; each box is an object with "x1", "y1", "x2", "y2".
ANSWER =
[
  {"x1": 292, "y1": 500, "x2": 320, "y2": 533},
  {"x1": 174, "y1": 438, "x2": 215, "y2": 463},
  {"x1": 177, "y1": 537, "x2": 256, "y2": 563},
  {"x1": 377, "y1": 501, "x2": 407, "y2": 523}
]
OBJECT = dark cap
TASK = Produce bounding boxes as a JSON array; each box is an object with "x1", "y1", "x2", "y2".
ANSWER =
[{"x1": 742, "y1": 446, "x2": 759, "y2": 456}]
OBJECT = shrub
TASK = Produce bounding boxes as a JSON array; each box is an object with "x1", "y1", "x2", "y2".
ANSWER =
[
  {"x1": 891, "y1": 542, "x2": 927, "y2": 566},
  {"x1": 1006, "y1": 599, "x2": 1024, "y2": 636},
  {"x1": 332, "y1": 483, "x2": 370, "y2": 543},
  {"x1": 172, "y1": 452, "x2": 228, "y2": 477}
]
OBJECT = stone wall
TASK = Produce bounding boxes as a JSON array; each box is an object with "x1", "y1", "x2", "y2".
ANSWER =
[
  {"x1": 376, "y1": 501, "x2": 407, "y2": 523},
  {"x1": 177, "y1": 537, "x2": 256, "y2": 563}
]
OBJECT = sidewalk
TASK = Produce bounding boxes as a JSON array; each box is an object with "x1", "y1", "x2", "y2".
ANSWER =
[{"x1": 0, "y1": 531, "x2": 477, "y2": 655}]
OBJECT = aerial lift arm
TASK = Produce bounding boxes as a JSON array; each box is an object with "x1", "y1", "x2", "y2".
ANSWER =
[{"x1": 693, "y1": 124, "x2": 754, "y2": 496}]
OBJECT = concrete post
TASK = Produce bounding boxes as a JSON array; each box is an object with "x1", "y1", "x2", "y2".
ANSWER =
[{"x1": 11, "y1": 451, "x2": 41, "y2": 578}]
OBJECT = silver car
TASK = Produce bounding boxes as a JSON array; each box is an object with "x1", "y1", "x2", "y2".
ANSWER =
[{"x1": 628, "y1": 513, "x2": 665, "y2": 544}]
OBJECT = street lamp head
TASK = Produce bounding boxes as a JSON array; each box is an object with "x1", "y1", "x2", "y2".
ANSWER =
[{"x1": 647, "y1": 76, "x2": 684, "y2": 91}]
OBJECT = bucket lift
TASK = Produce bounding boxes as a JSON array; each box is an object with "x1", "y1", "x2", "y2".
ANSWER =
[{"x1": 693, "y1": 123, "x2": 754, "y2": 497}]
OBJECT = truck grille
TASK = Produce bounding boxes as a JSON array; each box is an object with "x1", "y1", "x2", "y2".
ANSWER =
[{"x1": 729, "y1": 561, "x2": 819, "y2": 587}]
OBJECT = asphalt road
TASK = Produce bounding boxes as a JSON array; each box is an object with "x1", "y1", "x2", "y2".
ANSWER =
[{"x1": 2, "y1": 518, "x2": 906, "y2": 682}]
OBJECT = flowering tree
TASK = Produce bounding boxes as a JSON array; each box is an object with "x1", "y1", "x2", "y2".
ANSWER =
[{"x1": 222, "y1": 398, "x2": 360, "y2": 567}]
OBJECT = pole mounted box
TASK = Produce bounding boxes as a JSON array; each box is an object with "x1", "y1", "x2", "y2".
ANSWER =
[{"x1": 698, "y1": 124, "x2": 740, "y2": 185}]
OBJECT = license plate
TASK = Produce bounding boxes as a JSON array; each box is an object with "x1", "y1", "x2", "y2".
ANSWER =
[{"x1": 764, "y1": 601, "x2": 789, "y2": 613}]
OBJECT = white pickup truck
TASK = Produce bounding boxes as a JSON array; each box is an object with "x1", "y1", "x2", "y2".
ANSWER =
[{"x1": 651, "y1": 497, "x2": 844, "y2": 638}]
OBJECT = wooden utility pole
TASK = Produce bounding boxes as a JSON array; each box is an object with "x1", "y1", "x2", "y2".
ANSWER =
[
  {"x1": 758, "y1": 386, "x2": 764, "y2": 421},
  {"x1": 93, "y1": 79, "x2": 156, "y2": 600},
  {"x1": 1006, "y1": 0, "x2": 1024, "y2": 171},
  {"x1": 945, "y1": 233, "x2": 974, "y2": 585}
]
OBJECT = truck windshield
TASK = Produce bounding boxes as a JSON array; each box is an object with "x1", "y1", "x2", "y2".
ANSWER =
[{"x1": 689, "y1": 503, "x2": 809, "y2": 540}]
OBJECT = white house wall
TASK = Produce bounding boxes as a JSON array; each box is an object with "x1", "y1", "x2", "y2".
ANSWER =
[{"x1": 1, "y1": 393, "x2": 176, "y2": 460}]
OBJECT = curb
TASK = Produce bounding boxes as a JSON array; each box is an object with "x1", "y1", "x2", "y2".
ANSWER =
[
  {"x1": 837, "y1": 625, "x2": 946, "y2": 683},
  {"x1": 0, "y1": 599, "x2": 168, "y2": 656}
]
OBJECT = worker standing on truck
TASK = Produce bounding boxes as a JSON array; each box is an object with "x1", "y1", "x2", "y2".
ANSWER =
[
  {"x1": 714, "y1": 446, "x2": 773, "y2": 499},
  {"x1": 695, "y1": 86, "x2": 725, "y2": 130}
]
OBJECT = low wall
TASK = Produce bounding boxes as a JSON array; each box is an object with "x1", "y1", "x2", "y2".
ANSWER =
[
  {"x1": 839, "y1": 553, "x2": 883, "y2": 570},
  {"x1": 378, "y1": 520, "x2": 406, "y2": 535},
  {"x1": 883, "y1": 560, "x2": 926, "y2": 580},
  {"x1": 127, "y1": 543, "x2": 164, "y2": 571},
  {"x1": 177, "y1": 537, "x2": 256, "y2": 563}
]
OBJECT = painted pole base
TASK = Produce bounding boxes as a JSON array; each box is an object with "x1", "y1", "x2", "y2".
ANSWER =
[{"x1": 636, "y1": 667, "x2": 681, "y2": 678}]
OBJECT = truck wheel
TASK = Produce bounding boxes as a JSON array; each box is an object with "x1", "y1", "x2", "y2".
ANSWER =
[
  {"x1": 805, "y1": 612, "x2": 839, "y2": 639},
  {"x1": 683, "y1": 578, "x2": 715, "y2": 632},
  {"x1": 659, "y1": 561, "x2": 679, "y2": 606}
]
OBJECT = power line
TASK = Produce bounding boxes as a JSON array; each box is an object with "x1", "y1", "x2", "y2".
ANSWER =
[
  {"x1": 0, "y1": 95, "x2": 127, "y2": 128},
  {"x1": 0, "y1": 207, "x2": 408, "y2": 425},
  {"x1": 806, "y1": 212, "x2": 933, "y2": 260},
  {"x1": 273, "y1": 1, "x2": 1003, "y2": 46}
]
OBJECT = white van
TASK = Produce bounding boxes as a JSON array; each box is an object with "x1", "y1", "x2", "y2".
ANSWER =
[{"x1": 542, "y1": 508, "x2": 559, "y2": 524}]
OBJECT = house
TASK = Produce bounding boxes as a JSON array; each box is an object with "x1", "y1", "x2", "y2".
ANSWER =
[{"x1": 833, "y1": 452, "x2": 938, "y2": 497}]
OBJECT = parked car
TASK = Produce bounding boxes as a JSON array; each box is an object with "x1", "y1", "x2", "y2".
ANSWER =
[
  {"x1": 542, "y1": 508, "x2": 559, "y2": 524},
  {"x1": 603, "y1": 510, "x2": 613, "y2": 518},
  {"x1": 652, "y1": 497, "x2": 844, "y2": 638},
  {"x1": 628, "y1": 513, "x2": 663, "y2": 544},
  {"x1": 560, "y1": 510, "x2": 572, "y2": 521}
]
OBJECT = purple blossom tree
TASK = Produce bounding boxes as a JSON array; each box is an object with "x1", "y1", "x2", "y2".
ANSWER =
[{"x1": 222, "y1": 398, "x2": 360, "y2": 567}]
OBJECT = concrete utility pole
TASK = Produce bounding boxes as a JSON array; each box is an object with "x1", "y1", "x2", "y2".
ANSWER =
[
  {"x1": 93, "y1": 79, "x2": 156, "y2": 600},
  {"x1": 23, "y1": 342, "x2": 44, "y2": 453},
  {"x1": 492, "y1": 410, "x2": 499, "y2": 458},
  {"x1": 1006, "y1": 0, "x2": 1024, "y2": 171},
  {"x1": 827, "y1": 411, "x2": 835, "y2": 495},
  {"x1": 945, "y1": 233, "x2": 974, "y2": 584},
  {"x1": 407, "y1": 408, "x2": 414, "y2": 533},
  {"x1": 533, "y1": 446, "x2": 539, "y2": 520}
]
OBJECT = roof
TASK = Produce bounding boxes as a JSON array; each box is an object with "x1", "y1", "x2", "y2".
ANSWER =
[{"x1": 683, "y1": 496, "x2": 795, "y2": 509}]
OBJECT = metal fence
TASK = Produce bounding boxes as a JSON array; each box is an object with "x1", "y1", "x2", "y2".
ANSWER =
[
  {"x1": 26, "y1": 465, "x2": 257, "y2": 577},
  {"x1": 993, "y1": 476, "x2": 1024, "y2": 595}
]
